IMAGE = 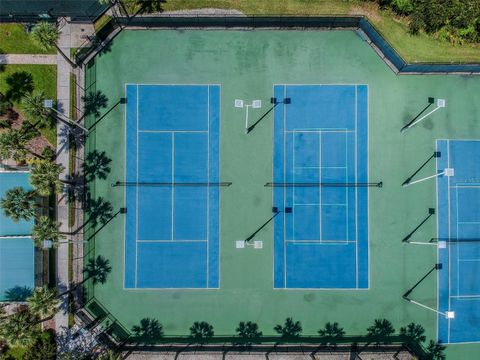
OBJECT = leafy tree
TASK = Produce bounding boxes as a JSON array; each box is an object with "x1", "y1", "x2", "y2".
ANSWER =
[
  {"x1": 0, "y1": 187, "x2": 37, "y2": 222},
  {"x1": 423, "y1": 340, "x2": 446, "y2": 360},
  {"x1": 21, "y1": 92, "x2": 54, "y2": 127},
  {"x1": 27, "y1": 286, "x2": 59, "y2": 320},
  {"x1": 32, "y1": 216, "x2": 63, "y2": 248},
  {"x1": 131, "y1": 318, "x2": 163, "y2": 344},
  {"x1": 0, "y1": 128, "x2": 39, "y2": 162},
  {"x1": 274, "y1": 317, "x2": 302, "y2": 339},
  {"x1": 0, "y1": 310, "x2": 38, "y2": 346},
  {"x1": 366, "y1": 318, "x2": 395, "y2": 345},
  {"x1": 30, "y1": 159, "x2": 64, "y2": 196},
  {"x1": 189, "y1": 321, "x2": 214, "y2": 343},
  {"x1": 23, "y1": 330, "x2": 57, "y2": 360},
  {"x1": 400, "y1": 322, "x2": 426, "y2": 344},
  {"x1": 236, "y1": 321, "x2": 262, "y2": 344},
  {"x1": 30, "y1": 22, "x2": 76, "y2": 67},
  {"x1": 318, "y1": 322, "x2": 345, "y2": 347}
]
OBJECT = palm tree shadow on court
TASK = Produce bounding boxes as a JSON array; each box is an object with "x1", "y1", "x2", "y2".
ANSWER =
[{"x1": 83, "y1": 150, "x2": 112, "y2": 182}]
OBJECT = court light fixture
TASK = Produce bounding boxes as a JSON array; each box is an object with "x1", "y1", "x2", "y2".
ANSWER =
[
  {"x1": 44, "y1": 99, "x2": 89, "y2": 134},
  {"x1": 401, "y1": 98, "x2": 446, "y2": 133},
  {"x1": 234, "y1": 99, "x2": 262, "y2": 134}
]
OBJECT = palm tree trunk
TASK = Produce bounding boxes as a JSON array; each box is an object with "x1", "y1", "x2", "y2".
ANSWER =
[{"x1": 54, "y1": 43, "x2": 77, "y2": 68}]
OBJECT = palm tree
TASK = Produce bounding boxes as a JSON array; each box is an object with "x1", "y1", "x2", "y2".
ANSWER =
[
  {"x1": 318, "y1": 322, "x2": 345, "y2": 347},
  {"x1": 366, "y1": 318, "x2": 395, "y2": 345},
  {"x1": 274, "y1": 317, "x2": 302, "y2": 339},
  {"x1": 400, "y1": 322, "x2": 426, "y2": 345},
  {"x1": 131, "y1": 318, "x2": 163, "y2": 345},
  {"x1": 83, "y1": 150, "x2": 111, "y2": 182},
  {"x1": 236, "y1": 321, "x2": 262, "y2": 344},
  {"x1": 30, "y1": 159, "x2": 64, "y2": 196},
  {"x1": 0, "y1": 187, "x2": 37, "y2": 222},
  {"x1": 0, "y1": 129, "x2": 42, "y2": 162},
  {"x1": 189, "y1": 321, "x2": 214, "y2": 343},
  {"x1": 0, "y1": 310, "x2": 38, "y2": 346},
  {"x1": 27, "y1": 286, "x2": 59, "y2": 321},
  {"x1": 30, "y1": 22, "x2": 76, "y2": 68},
  {"x1": 32, "y1": 216, "x2": 63, "y2": 248},
  {"x1": 423, "y1": 340, "x2": 446, "y2": 360},
  {"x1": 21, "y1": 92, "x2": 54, "y2": 128}
]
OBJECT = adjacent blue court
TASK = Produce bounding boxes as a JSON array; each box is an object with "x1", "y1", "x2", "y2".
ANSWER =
[
  {"x1": 0, "y1": 237, "x2": 34, "y2": 301},
  {"x1": 273, "y1": 85, "x2": 368, "y2": 289},
  {"x1": 437, "y1": 140, "x2": 480, "y2": 343},
  {"x1": 124, "y1": 85, "x2": 220, "y2": 289}
]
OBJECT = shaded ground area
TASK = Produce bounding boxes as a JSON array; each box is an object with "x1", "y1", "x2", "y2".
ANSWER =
[{"x1": 85, "y1": 29, "x2": 480, "y2": 360}]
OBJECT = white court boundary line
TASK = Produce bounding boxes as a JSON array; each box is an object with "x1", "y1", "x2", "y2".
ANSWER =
[
  {"x1": 122, "y1": 83, "x2": 221, "y2": 291},
  {"x1": 289, "y1": 129, "x2": 351, "y2": 245},
  {"x1": 273, "y1": 83, "x2": 369, "y2": 290}
]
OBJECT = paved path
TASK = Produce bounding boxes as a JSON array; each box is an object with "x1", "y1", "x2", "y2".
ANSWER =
[
  {"x1": 0, "y1": 54, "x2": 57, "y2": 64},
  {"x1": 55, "y1": 17, "x2": 72, "y2": 335}
]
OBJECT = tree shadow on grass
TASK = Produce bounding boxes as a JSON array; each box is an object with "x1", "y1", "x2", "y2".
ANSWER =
[{"x1": 5, "y1": 71, "x2": 34, "y2": 102}]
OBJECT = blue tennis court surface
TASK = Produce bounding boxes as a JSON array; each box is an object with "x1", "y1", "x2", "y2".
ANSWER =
[
  {"x1": 0, "y1": 172, "x2": 34, "y2": 236},
  {"x1": 124, "y1": 85, "x2": 220, "y2": 289},
  {"x1": 0, "y1": 237, "x2": 34, "y2": 301},
  {"x1": 273, "y1": 85, "x2": 368, "y2": 289},
  {"x1": 437, "y1": 140, "x2": 480, "y2": 343}
]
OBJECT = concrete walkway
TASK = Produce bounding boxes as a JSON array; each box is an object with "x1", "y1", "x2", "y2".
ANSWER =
[
  {"x1": 0, "y1": 54, "x2": 57, "y2": 64},
  {"x1": 55, "y1": 17, "x2": 72, "y2": 335}
]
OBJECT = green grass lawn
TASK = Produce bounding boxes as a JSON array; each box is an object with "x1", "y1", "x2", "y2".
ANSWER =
[
  {"x1": 164, "y1": 0, "x2": 480, "y2": 63},
  {"x1": 0, "y1": 65, "x2": 57, "y2": 145},
  {"x1": 0, "y1": 24, "x2": 55, "y2": 54}
]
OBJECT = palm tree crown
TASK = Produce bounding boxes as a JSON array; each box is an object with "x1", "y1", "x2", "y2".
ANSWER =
[
  {"x1": 21, "y1": 92, "x2": 53, "y2": 127},
  {"x1": 32, "y1": 216, "x2": 63, "y2": 248},
  {"x1": 30, "y1": 22, "x2": 60, "y2": 51},
  {"x1": 30, "y1": 159, "x2": 64, "y2": 196},
  {"x1": 0, "y1": 310, "x2": 38, "y2": 346},
  {"x1": 27, "y1": 286, "x2": 59, "y2": 319},
  {"x1": 0, "y1": 129, "x2": 32, "y2": 162},
  {"x1": 0, "y1": 187, "x2": 36, "y2": 222}
]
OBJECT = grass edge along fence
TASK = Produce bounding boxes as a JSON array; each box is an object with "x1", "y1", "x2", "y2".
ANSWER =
[{"x1": 77, "y1": 15, "x2": 480, "y2": 75}]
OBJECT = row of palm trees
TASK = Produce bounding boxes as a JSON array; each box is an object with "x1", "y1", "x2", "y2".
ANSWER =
[
  {"x1": 129, "y1": 317, "x2": 445, "y2": 359},
  {"x1": 0, "y1": 255, "x2": 111, "y2": 347}
]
